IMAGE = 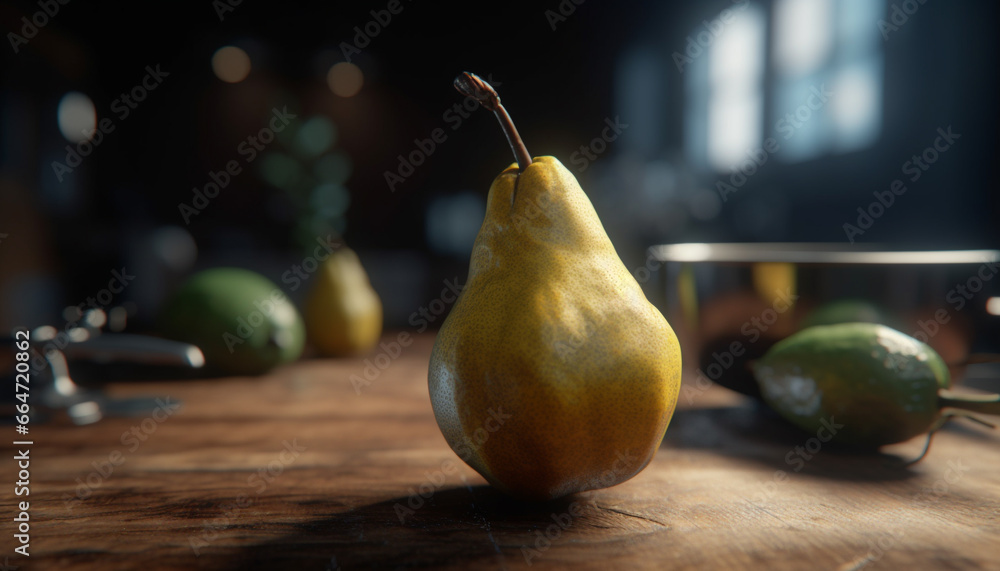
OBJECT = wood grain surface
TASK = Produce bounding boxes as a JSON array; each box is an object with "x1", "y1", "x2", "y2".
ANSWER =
[{"x1": 3, "y1": 333, "x2": 999, "y2": 570}]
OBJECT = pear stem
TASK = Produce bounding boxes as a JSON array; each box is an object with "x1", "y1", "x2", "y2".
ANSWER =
[{"x1": 454, "y1": 72, "x2": 532, "y2": 172}]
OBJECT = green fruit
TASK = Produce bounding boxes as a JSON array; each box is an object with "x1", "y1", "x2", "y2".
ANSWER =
[
  {"x1": 800, "y1": 299, "x2": 895, "y2": 329},
  {"x1": 754, "y1": 323, "x2": 1000, "y2": 450},
  {"x1": 158, "y1": 268, "x2": 305, "y2": 375},
  {"x1": 753, "y1": 323, "x2": 952, "y2": 447}
]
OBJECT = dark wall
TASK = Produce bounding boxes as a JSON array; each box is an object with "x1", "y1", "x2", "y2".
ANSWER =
[{"x1": 1, "y1": 0, "x2": 997, "y2": 328}]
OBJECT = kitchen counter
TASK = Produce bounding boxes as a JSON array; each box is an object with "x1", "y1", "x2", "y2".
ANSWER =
[{"x1": 9, "y1": 333, "x2": 1000, "y2": 569}]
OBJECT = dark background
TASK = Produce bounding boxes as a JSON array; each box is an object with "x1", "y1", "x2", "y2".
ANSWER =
[{"x1": 1, "y1": 0, "x2": 998, "y2": 330}]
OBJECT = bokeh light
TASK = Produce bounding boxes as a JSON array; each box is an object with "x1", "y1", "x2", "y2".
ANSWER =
[
  {"x1": 426, "y1": 192, "x2": 486, "y2": 257},
  {"x1": 57, "y1": 92, "x2": 97, "y2": 143},
  {"x1": 310, "y1": 183, "x2": 350, "y2": 218},
  {"x1": 294, "y1": 116, "x2": 336, "y2": 158},
  {"x1": 987, "y1": 297, "x2": 1000, "y2": 316},
  {"x1": 260, "y1": 152, "x2": 302, "y2": 190},
  {"x1": 151, "y1": 226, "x2": 198, "y2": 272},
  {"x1": 313, "y1": 152, "x2": 352, "y2": 185},
  {"x1": 327, "y1": 62, "x2": 363, "y2": 97},
  {"x1": 212, "y1": 46, "x2": 252, "y2": 83}
]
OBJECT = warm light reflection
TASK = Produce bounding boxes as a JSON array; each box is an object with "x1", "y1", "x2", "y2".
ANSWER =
[
  {"x1": 212, "y1": 46, "x2": 251, "y2": 83},
  {"x1": 327, "y1": 62, "x2": 363, "y2": 97},
  {"x1": 987, "y1": 297, "x2": 1000, "y2": 316},
  {"x1": 753, "y1": 262, "x2": 797, "y2": 308}
]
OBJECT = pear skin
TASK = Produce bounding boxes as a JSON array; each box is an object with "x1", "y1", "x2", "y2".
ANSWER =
[
  {"x1": 304, "y1": 247, "x2": 383, "y2": 356},
  {"x1": 429, "y1": 156, "x2": 682, "y2": 500}
]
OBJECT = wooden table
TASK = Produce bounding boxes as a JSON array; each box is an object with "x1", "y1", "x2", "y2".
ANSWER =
[{"x1": 6, "y1": 333, "x2": 1000, "y2": 570}]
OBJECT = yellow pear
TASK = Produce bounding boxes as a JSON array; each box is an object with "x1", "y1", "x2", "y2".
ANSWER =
[
  {"x1": 428, "y1": 73, "x2": 681, "y2": 500},
  {"x1": 304, "y1": 247, "x2": 383, "y2": 356}
]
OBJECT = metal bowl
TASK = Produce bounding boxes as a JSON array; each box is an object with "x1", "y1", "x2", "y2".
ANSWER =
[{"x1": 648, "y1": 243, "x2": 1000, "y2": 398}]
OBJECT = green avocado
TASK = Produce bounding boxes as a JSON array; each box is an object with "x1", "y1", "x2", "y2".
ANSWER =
[
  {"x1": 752, "y1": 323, "x2": 949, "y2": 447},
  {"x1": 158, "y1": 268, "x2": 305, "y2": 375}
]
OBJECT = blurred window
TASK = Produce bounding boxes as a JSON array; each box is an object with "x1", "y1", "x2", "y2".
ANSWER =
[{"x1": 686, "y1": 0, "x2": 884, "y2": 171}]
